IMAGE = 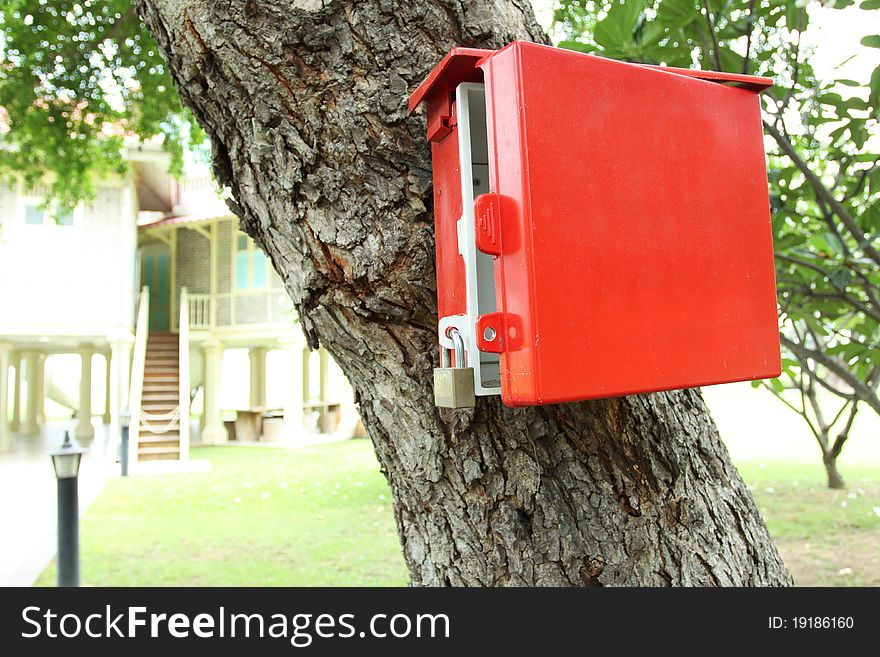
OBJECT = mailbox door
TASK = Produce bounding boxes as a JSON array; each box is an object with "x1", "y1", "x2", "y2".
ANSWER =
[{"x1": 478, "y1": 42, "x2": 780, "y2": 406}]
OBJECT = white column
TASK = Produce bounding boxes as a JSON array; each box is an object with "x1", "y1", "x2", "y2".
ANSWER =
[
  {"x1": 302, "y1": 348, "x2": 311, "y2": 405},
  {"x1": 0, "y1": 342, "x2": 12, "y2": 451},
  {"x1": 316, "y1": 347, "x2": 331, "y2": 433},
  {"x1": 194, "y1": 350, "x2": 207, "y2": 425},
  {"x1": 35, "y1": 353, "x2": 46, "y2": 425},
  {"x1": 20, "y1": 350, "x2": 40, "y2": 437},
  {"x1": 248, "y1": 346, "x2": 268, "y2": 409},
  {"x1": 10, "y1": 353, "x2": 21, "y2": 432},
  {"x1": 76, "y1": 346, "x2": 95, "y2": 441},
  {"x1": 109, "y1": 336, "x2": 132, "y2": 425},
  {"x1": 201, "y1": 339, "x2": 226, "y2": 444},
  {"x1": 107, "y1": 335, "x2": 133, "y2": 456},
  {"x1": 337, "y1": 376, "x2": 360, "y2": 439},
  {"x1": 102, "y1": 352, "x2": 112, "y2": 424},
  {"x1": 281, "y1": 344, "x2": 305, "y2": 442},
  {"x1": 318, "y1": 348, "x2": 329, "y2": 404}
]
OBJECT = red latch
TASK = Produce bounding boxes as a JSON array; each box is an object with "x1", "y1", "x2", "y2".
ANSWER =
[
  {"x1": 427, "y1": 111, "x2": 453, "y2": 143},
  {"x1": 476, "y1": 312, "x2": 505, "y2": 353},
  {"x1": 426, "y1": 89, "x2": 456, "y2": 143},
  {"x1": 474, "y1": 193, "x2": 502, "y2": 256}
]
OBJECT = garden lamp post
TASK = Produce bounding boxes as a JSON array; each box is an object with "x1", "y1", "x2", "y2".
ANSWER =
[{"x1": 50, "y1": 431, "x2": 87, "y2": 587}]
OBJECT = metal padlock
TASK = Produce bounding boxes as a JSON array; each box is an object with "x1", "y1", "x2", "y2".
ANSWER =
[{"x1": 433, "y1": 328, "x2": 475, "y2": 409}]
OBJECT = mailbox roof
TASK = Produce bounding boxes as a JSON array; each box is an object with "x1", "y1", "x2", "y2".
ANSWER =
[{"x1": 408, "y1": 42, "x2": 773, "y2": 114}]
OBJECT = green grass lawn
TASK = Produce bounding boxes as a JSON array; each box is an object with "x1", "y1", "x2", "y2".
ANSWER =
[
  {"x1": 37, "y1": 440, "x2": 409, "y2": 586},
  {"x1": 36, "y1": 439, "x2": 879, "y2": 587},
  {"x1": 737, "y1": 461, "x2": 880, "y2": 587}
]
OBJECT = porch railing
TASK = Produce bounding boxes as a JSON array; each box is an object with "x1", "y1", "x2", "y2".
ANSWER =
[{"x1": 187, "y1": 293, "x2": 212, "y2": 329}]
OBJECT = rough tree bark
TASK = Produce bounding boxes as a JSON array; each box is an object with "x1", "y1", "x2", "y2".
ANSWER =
[{"x1": 136, "y1": 0, "x2": 792, "y2": 586}]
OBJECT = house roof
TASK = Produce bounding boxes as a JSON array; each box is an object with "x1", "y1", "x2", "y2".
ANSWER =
[
  {"x1": 137, "y1": 205, "x2": 234, "y2": 229},
  {"x1": 135, "y1": 160, "x2": 232, "y2": 229}
]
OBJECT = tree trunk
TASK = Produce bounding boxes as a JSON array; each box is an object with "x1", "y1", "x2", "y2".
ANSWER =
[
  {"x1": 823, "y1": 454, "x2": 846, "y2": 490},
  {"x1": 135, "y1": 0, "x2": 791, "y2": 586}
]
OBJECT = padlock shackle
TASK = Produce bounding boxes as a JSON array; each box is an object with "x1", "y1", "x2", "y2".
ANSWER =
[{"x1": 447, "y1": 327, "x2": 466, "y2": 368}]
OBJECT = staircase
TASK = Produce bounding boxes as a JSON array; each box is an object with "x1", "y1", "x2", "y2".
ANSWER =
[{"x1": 138, "y1": 332, "x2": 181, "y2": 461}]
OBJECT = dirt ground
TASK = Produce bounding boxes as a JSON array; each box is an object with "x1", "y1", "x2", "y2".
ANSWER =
[{"x1": 776, "y1": 529, "x2": 880, "y2": 587}]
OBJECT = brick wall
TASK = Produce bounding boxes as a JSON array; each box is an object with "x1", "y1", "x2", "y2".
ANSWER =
[
  {"x1": 174, "y1": 227, "x2": 210, "y2": 328},
  {"x1": 217, "y1": 220, "x2": 232, "y2": 294}
]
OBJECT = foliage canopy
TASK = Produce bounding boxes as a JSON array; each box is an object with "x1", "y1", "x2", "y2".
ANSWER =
[{"x1": 0, "y1": 0, "x2": 197, "y2": 208}]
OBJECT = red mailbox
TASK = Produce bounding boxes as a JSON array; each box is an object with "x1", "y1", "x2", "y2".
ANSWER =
[{"x1": 410, "y1": 41, "x2": 781, "y2": 407}]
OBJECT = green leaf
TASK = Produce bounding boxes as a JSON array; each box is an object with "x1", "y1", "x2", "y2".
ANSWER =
[
  {"x1": 717, "y1": 17, "x2": 752, "y2": 39},
  {"x1": 829, "y1": 267, "x2": 853, "y2": 289},
  {"x1": 844, "y1": 97, "x2": 869, "y2": 110},
  {"x1": 656, "y1": 0, "x2": 701, "y2": 32},
  {"x1": 785, "y1": 5, "x2": 807, "y2": 31},
  {"x1": 817, "y1": 92, "x2": 844, "y2": 106},
  {"x1": 870, "y1": 65, "x2": 880, "y2": 115},
  {"x1": 594, "y1": 0, "x2": 648, "y2": 50},
  {"x1": 557, "y1": 39, "x2": 596, "y2": 54},
  {"x1": 636, "y1": 21, "x2": 666, "y2": 48},
  {"x1": 849, "y1": 119, "x2": 869, "y2": 150},
  {"x1": 718, "y1": 46, "x2": 744, "y2": 73},
  {"x1": 860, "y1": 0, "x2": 880, "y2": 8},
  {"x1": 865, "y1": 201, "x2": 880, "y2": 232},
  {"x1": 861, "y1": 35, "x2": 880, "y2": 48},
  {"x1": 775, "y1": 232, "x2": 809, "y2": 249},
  {"x1": 829, "y1": 125, "x2": 848, "y2": 145}
]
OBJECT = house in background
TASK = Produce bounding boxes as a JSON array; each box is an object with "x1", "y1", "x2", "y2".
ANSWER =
[
  {"x1": 0, "y1": 172, "x2": 137, "y2": 450},
  {"x1": 0, "y1": 143, "x2": 358, "y2": 465}
]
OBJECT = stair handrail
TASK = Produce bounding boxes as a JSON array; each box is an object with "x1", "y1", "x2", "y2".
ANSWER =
[
  {"x1": 179, "y1": 287, "x2": 191, "y2": 461},
  {"x1": 128, "y1": 285, "x2": 150, "y2": 468}
]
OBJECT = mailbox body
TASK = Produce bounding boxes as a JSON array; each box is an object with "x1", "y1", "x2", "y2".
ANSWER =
[{"x1": 411, "y1": 41, "x2": 781, "y2": 407}]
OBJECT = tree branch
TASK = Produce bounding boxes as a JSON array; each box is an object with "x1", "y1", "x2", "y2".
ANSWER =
[
  {"x1": 780, "y1": 334, "x2": 880, "y2": 415},
  {"x1": 777, "y1": 250, "x2": 880, "y2": 301},
  {"x1": 813, "y1": 372, "x2": 859, "y2": 401},
  {"x1": 808, "y1": 200, "x2": 880, "y2": 310},
  {"x1": 762, "y1": 381, "x2": 818, "y2": 437},
  {"x1": 775, "y1": 279, "x2": 880, "y2": 324},
  {"x1": 775, "y1": 27, "x2": 802, "y2": 116},
  {"x1": 700, "y1": 0, "x2": 722, "y2": 71},
  {"x1": 829, "y1": 402, "x2": 859, "y2": 459},
  {"x1": 764, "y1": 121, "x2": 880, "y2": 267},
  {"x1": 829, "y1": 399, "x2": 852, "y2": 430},
  {"x1": 847, "y1": 156, "x2": 880, "y2": 202},
  {"x1": 780, "y1": 333, "x2": 860, "y2": 402},
  {"x1": 741, "y1": 0, "x2": 756, "y2": 75}
]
